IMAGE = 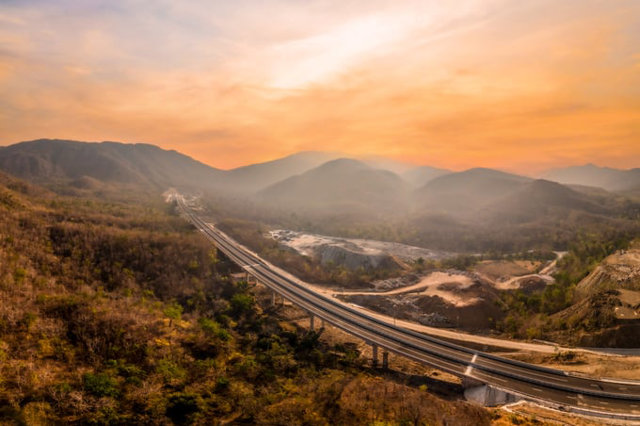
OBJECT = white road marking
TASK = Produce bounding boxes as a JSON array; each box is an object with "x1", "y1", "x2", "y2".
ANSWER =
[{"x1": 465, "y1": 353, "x2": 478, "y2": 375}]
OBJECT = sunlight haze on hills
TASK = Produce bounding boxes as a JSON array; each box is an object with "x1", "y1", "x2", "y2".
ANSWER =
[{"x1": 2, "y1": 1, "x2": 640, "y2": 424}]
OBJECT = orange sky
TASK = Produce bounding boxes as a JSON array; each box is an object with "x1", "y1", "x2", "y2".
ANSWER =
[{"x1": 0, "y1": 0, "x2": 639, "y2": 173}]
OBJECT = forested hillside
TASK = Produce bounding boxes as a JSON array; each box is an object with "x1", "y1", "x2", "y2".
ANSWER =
[{"x1": 0, "y1": 174, "x2": 493, "y2": 425}]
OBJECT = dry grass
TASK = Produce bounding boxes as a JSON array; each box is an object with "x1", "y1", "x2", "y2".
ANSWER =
[
  {"x1": 474, "y1": 260, "x2": 541, "y2": 281},
  {"x1": 505, "y1": 351, "x2": 640, "y2": 380}
]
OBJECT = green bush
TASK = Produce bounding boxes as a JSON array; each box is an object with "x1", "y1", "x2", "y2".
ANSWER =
[
  {"x1": 83, "y1": 372, "x2": 119, "y2": 398},
  {"x1": 230, "y1": 293, "x2": 254, "y2": 316},
  {"x1": 156, "y1": 359, "x2": 187, "y2": 384},
  {"x1": 163, "y1": 302, "x2": 183, "y2": 324},
  {"x1": 199, "y1": 317, "x2": 231, "y2": 341}
]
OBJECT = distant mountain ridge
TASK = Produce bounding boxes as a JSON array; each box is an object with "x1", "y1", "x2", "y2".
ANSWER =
[
  {"x1": 258, "y1": 158, "x2": 411, "y2": 214},
  {"x1": 225, "y1": 151, "x2": 342, "y2": 193},
  {"x1": 402, "y1": 166, "x2": 451, "y2": 187},
  {"x1": 0, "y1": 139, "x2": 224, "y2": 190},
  {"x1": 481, "y1": 179, "x2": 610, "y2": 223},
  {"x1": 542, "y1": 164, "x2": 640, "y2": 193},
  {"x1": 414, "y1": 168, "x2": 532, "y2": 214},
  {"x1": 0, "y1": 139, "x2": 636, "y2": 225}
]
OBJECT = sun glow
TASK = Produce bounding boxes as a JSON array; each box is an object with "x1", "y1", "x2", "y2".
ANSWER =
[{"x1": 0, "y1": 1, "x2": 638, "y2": 171}]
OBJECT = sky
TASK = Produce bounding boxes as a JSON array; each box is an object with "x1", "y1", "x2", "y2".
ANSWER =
[{"x1": 0, "y1": 0, "x2": 639, "y2": 174}]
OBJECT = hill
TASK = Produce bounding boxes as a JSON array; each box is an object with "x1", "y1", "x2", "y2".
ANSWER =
[
  {"x1": 402, "y1": 166, "x2": 451, "y2": 187},
  {"x1": 574, "y1": 242, "x2": 640, "y2": 299},
  {"x1": 258, "y1": 158, "x2": 411, "y2": 215},
  {"x1": 481, "y1": 179, "x2": 610, "y2": 223},
  {"x1": 358, "y1": 156, "x2": 417, "y2": 174},
  {"x1": 542, "y1": 242, "x2": 640, "y2": 347},
  {"x1": 542, "y1": 164, "x2": 640, "y2": 193},
  {"x1": 0, "y1": 139, "x2": 225, "y2": 191},
  {"x1": 0, "y1": 173, "x2": 494, "y2": 424},
  {"x1": 225, "y1": 151, "x2": 341, "y2": 193},
  {"x1": 414, "y1": 168, "x2": 532, "y2": 215}
]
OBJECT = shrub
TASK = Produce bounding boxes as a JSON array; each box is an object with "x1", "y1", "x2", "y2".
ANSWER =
[
  {"x1": 83, "y1": 372, "x2": 119, "y2": 398},
  {"x1": 199, "y1": 317, "x2": 231, "y2": 341},
  {"x1": 156, "y1": 359, "x2": 187, "y2": 385},
  {"x1": 163, "y1": 302, "x2": 183, "y2": 325},
  {"x1": 230, "y1": 293, "x2": 254, "y2": 316}
]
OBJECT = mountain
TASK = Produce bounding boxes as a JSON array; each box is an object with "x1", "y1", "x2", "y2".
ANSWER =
[
  {"x1": 0, "y1": 139, "x2": 224, "y2": 191},
  {"x1": 226, "y1": 152, "x2": 427, "y2": 193},
  {"x1": 402, "y1": 166, "x2": 451, "y2": 187},
  {"x1": 358, "y1": 156, "x2": 417, "y2": 174},
  {"x1": 258, "y1": 158, "x2": 411, "y2": 215},
  {"x1": 225, "y1": 151, "x2": 341, "y2": 193},
  {"x1": 481, "y1": 179, "x2": 610, "y2": 223},
  {"x1": 541, "y1": 164, "x2": 640, "y2": 193},
  {"x1": 414, "y1": 168, "x2": 532, "y2": 214}
]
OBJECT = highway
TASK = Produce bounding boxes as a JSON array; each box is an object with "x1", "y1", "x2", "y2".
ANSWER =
[{"x1": 175, "y1": 196, "x2": 640, "y2": 420}]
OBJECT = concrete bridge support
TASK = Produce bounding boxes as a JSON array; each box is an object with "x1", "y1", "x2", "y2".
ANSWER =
[
  {"x1": 382, "y1": 351, "x2": 389, "y2": 369},
  {"x1": 462, "y1": 378, "x2": 520, "y2": 406},
  {"x1": 310, "y1": 314, "x2": 315, "y2": 331},
  {"x1": 271, "y1": 291, "x2": 276, "y2": 307},
  {"x1": 372, "y1": 344, "x2": 379, "y2": 368}
]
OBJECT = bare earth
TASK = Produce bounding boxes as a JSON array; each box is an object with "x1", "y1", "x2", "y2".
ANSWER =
[
  {"x1": 269, "y1": 229, "x2": 451, "y2": 261},
  {"x1": 339, "y1": 271, "x2": 479, "y2": 307}
]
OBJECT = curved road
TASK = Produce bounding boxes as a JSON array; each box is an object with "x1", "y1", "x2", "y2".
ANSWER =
[{"x1": 176, "y1": 196, "x2": 640, "y2": 420}]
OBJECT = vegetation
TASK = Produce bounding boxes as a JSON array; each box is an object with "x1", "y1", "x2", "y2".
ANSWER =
[
  {"x1": 216, "y1": 217, "x2": 400, "y2": 289},
  {"x1": 494, "y1": 232, "x2": 633, "y2": 339},
  {"x1": 204, "y1": 188, "x2": 640, "y2": 256},
  {"x1": 0, "y1": 179, "x2": 490, "y2": 424}
]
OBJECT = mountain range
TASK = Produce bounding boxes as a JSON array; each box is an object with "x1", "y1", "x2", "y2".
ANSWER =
[
  {"x1": 258, "y1": 158, "x2": 412, "y2": 215},
  {"x1": 0, "y1": 139, "x2": 224, "y2": 191},
  {"x1": 542, "y1": 163, "x2": 640, "y2": 193},
  {"x1": 0, "y1": 139, "x2": 638, "y2": 222}
]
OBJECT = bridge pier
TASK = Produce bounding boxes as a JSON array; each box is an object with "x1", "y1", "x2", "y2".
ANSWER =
[
  {"x1": 310, "y1": 314, "x2": 315, "y2": 331},
  {"x1": 382, "y1": 351, "x2": 389, "y2": 369},
  {"x1": 372, "y1": 344, "x2": 379, "y2": 368},
  {"x1": 462, "y1": 378, "x2": 519, "y2": 406},
  {"x1": 271, "y1": 291, "x2": 276, "y2": 306}
]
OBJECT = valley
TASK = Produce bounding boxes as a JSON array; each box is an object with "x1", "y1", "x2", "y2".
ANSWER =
[
  {"x1": 0, "y1": 139, "x2": 639, "y2": 424},
  {"x1": 3, "y1": 2, "x2": 639, "y2": 423}
]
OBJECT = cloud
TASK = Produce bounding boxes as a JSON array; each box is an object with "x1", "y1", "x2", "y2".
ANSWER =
[{"x1": 0, "y1": 0, "x2": 638, "y2": 172}]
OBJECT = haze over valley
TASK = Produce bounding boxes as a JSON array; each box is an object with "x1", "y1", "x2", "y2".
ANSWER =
[{"x1": 2, "y1": 138, "x2": 639, "y2": 347}]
